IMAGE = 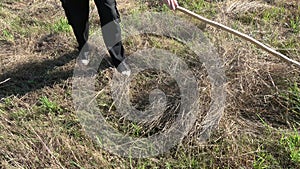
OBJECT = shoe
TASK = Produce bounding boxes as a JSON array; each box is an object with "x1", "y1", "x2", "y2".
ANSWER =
[
  {"x1": 79, "y1": 51, "x2": 90, "y2": 66},
  {"x1": 117, "y1": 61, "x2": 131, "y2": 76},
  {"x1": 78, "y1": 43, "x2": 91, "y2": 66}
]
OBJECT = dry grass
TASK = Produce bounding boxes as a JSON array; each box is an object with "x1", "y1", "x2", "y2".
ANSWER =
[{"x1": 0, "y1": 0, "x2": 300, "y2": 168}]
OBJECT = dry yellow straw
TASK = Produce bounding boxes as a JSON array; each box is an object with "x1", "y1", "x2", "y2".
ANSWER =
[{"x1": 177, "y1": 6, "x2": 300, "y2": 68}]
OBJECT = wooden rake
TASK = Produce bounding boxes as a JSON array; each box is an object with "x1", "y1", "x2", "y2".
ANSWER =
[{"x1": 177, "y1": 6, "x2": 300, "y2": 68}]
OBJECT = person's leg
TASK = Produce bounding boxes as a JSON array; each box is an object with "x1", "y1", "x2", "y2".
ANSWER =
[
  {"x1": 94, "y1": 0, "x2": 125, "y2": 67},
  {"x1": 60, "y1": 0, "x2": 89, "y2": 50}
]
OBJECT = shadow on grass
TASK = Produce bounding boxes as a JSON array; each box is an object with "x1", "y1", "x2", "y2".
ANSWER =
[
  {"x1": 0, "y1": 51, "x2": 78, "y2": 98},
  {"x1": 0, "y1": 50, "x2": 112, "y2": 99}
]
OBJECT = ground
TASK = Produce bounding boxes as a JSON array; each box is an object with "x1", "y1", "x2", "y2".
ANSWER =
[{"x1": 0, "y1": 0, "x2": 300, "y2": 168}]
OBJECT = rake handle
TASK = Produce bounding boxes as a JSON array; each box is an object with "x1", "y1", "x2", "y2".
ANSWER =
[{"x1": 177, "y1": 6, "x2": 300, "y2": 68}]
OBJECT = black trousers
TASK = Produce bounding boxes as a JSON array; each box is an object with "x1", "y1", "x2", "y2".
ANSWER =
[{"x1": 60, "y1": 0, "x2": 125, "y2": 66}]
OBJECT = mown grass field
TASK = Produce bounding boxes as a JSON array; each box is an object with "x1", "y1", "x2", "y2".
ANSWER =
[{"x1": 1, "y1": 0, "x2": 300, "y2": 168}]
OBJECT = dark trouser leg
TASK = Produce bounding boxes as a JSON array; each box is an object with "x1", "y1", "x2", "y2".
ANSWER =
[
  {"x1": 60, "y1": 0, "x2": 89, "y2": 50},
  {"x1": 94, "y1": 0, "x2": 125, "y2": 67}
]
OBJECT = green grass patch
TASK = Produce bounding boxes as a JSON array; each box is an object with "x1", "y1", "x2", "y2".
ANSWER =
[
  {"x1": 38, "y1": 96, "x2": 63, "y2": 114},
  {"x1": 262, "y1": 7, "x2": 285, "y2": 23},
  {"x1": 289, "y1": 16, "x2": 300, "y2": 33},
  {"x1": 181, "y1": 0, "x2": 217, "y2": 18},
  {"x1": 52, "y1": 18, "x2": 72, "y2": 33},
  {"x1": 253, "y1": 148, "x2": 280, "y2": 169},
  {"x1": 281, "y1": 82, "x2": 300, "y2": 115},
  {"x1": 281, "y1": 130, "x2": 300, "y2": 163}
]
